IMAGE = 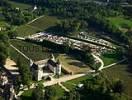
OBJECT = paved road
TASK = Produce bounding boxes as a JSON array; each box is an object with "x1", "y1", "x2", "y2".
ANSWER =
[
  {"x1": 92, "y1": 53, "x2": 104, "y2": 71},
  {"x1": 103, "y1": 58, "x2": 127, "y2": 70},
  {"x1": 17, "y1": 73, "x2": 92, "y2": 96},
  {"x1": 43, "y1": 73, "x2": 86, "y2": 87},
  {"x1": 58, "y1": 82, "x2": 70, "y2": 92}
]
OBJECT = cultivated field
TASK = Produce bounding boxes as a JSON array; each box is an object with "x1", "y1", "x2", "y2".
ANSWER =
[
  {"x1": 16, "y1": 16, "x2": 59, "y2": 36},
  {"x1": 28, "y1": 15, "x2": 59, "y2": 30},
  {"x1": 16, "y1": 25, "x2": 41, "y2": 36},
  {"x1": 9, "y1": 46, "x2": 29, "y2": 66},
  {"x1": 10, "y1": 40, "x2": 52, "y2": 61}
]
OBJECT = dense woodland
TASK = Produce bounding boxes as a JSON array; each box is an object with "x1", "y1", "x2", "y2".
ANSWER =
[{"x1": 1, "y1": 0, "x2": 131, "y2": 43}]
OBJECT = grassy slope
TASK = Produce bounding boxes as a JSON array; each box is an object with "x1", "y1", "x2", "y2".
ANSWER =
[
  {"x1": 103, "y1": 63, "x2": 132, "y2": 97},
  {"x1": 16, "y1": 16, "x2": 59, "y2": 36},
  {"x1": 101, "y1": 53, "x2": 123, "y2": 66},
  {"x1": 108, "y1": 17, "x2": 132, "y2": 31},
  {"x1": 16, "y1": 25, "x2": 41, "y2": 36},
  {"x1": 29, "y1": 15, "x2": 59, "y2": 31},
  {"x1": 10, "y1": 40, "x2": 51, "y2": 61}
]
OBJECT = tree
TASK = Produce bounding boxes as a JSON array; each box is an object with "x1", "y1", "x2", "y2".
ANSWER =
[
  {"x1": 0, "y1": 52, "x2": 7, "y2": 65},
  {"x1": 63, "y1": 90, "x2": 80, "y2": 100},
  {"x1": 63, "y1": 39, "x2": 70, "y2": 53},
  {"x1": 84, "y1": 52, "x2": 94, "y2": 67},
  {"x1": 81, "y1": 20, "x2": 88, "y2": 30},
  {"x1": 8, "y1": 30, "x2": 18, "y2": 39},
  {"x1": 44, "y1": 86, "x2": 57, "y2": 100},
  {"x1": 13, "y1": 76, "x2": 22, "y2": 93},
  {"x1": 127, "y1": 42, "x2": 132, "y2": 65},
  {"x1": 0, "y1": 33, "x2": 9, "y2": 45},
  {"x1": 17, "y1": 58, "x2": 32, "y2": 86},
  {"x1": 32, "y1": 83, "x2": 44, "y2": 100},
  {"x1": 0, "y1": 33, "x2": 9, "y2": 65},
  {"x1": 126, "y1": 30, "x2": 132, "y2": 65},
  {"x1": 112, "y1": 80, "x2": 125, "y2": 94}
]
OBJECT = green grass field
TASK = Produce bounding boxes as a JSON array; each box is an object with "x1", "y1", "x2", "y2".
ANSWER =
[
  {"x1": 7, "y1": 0, "x2": 32, "y2": 10},
  {"x1": 16, "y1": 15, "x2": 59, "y2": 36},
  {"x1": 108, "y1": 17, "x2": 132, "y2": 31},
  {"x1": 10, "y1": 40, "x2": 52, "y2": 61},
  {"x1": 101, "y1": 52, "x2": 123, "y2": 66},
  {"x1": 103, "y1": 63, "x2": 132, "y2": 98},
  {"x1": 21, "y1": 89, "x2": 33, "y2": 100},
  {"x1": 62, "y1": 75, "x2": 92, "y2": 90},
  {"x1": 50, "y1": 85, "x2": 65, "y2": 99}
]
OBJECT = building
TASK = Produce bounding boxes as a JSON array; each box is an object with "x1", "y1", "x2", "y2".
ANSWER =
[
  {"x1": 0, "y1": 73, "x2": 16, "y2": 100},
  {"x1": 0, "y1": 73, "x2": 8, "y2": 86},
  {"x1": 30, "y1": 54, "x2": 62, "y2": 81}
]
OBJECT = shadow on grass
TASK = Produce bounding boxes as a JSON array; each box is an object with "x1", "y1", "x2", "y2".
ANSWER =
[
  {"x1": 60, "y1": 54, "x2": 88, "y2": 68},
  {"x1": 44, "y1": 26, "x2": 67, "y2": 36},
  {"x1": 21, "y1": 96, "x2": 32, "y2": 100},
  {"x1": 68, "y1": 61, "x2": 87, "y2": 68},
  {"x1": 127, "y1": 64, "x2": 132, "y2": 76},
  {"x1": 119, "y1": 61, "x2": 132, "y2": 75},
  {"x1": 103, "y1": 53, "x2": 122, "y2": 60}
]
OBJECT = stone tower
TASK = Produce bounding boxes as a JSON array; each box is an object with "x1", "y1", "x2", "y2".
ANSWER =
[{"x1": 56, "y1": 59, "x2": 61, "y2": 75}]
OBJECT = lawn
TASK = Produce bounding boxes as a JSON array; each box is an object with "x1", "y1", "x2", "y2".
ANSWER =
[
  {"x1": 50, "y1": 85, "x2": 65, "y2": 99},
  {"x1": 7, "y1": 0, "x2": 32, "y2": 10},
  {"x1": 21, "y1": 89, "x2": 33, "y2": 100},
  {"x1": 101, "y1": 52, "x2": 123, "y2": 66},
  {"x1": 103, "y1": 63, "x2": 132, "y2": 98},
  {"x1": 16, "y1": 15, "x2": 59, "y2": 36},
  {"x1": 57, "y1": 54, "x2": 91, "y2": 74},
  {"x1": 10, "y1": 40, "x2": 52, "y2": 61},
  {"x1": 62, "y1": 75, "x2": 93, "y2": 90},
  {"x1": 108, "y1": 17, "x2": 132, "y2": 31}
]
